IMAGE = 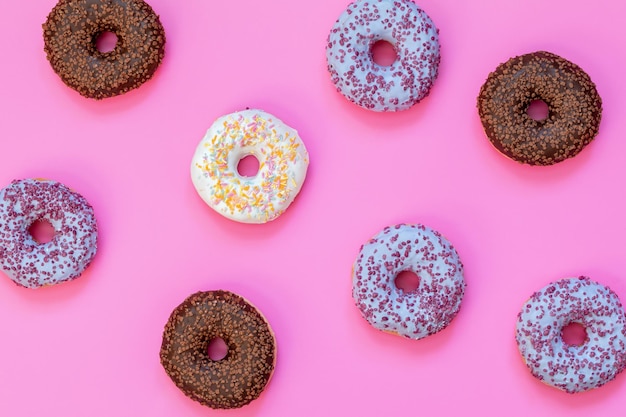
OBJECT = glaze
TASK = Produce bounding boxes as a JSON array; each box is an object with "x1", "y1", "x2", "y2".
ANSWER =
[
  {"x1": 191, "y1": 109, "x2": 309, "y2": 223},
  {"x1": 0, "y1": 179, "x2": 98, "y2": 288},
  {"x1": 352, "y1": 224, "x2": 465, "y2": 339},
  {"x1": 326, "y1": 0, "x2": 441, "y2": 111}
]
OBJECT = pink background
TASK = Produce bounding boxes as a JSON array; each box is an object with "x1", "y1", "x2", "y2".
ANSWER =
[{"x1": 1, "y1": 0, "x2": 626, "y2": 415}]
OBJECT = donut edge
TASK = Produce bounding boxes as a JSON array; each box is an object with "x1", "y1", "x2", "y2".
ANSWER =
[{"x1": 159, "y1": 289, "x2": 277, "y2": 409}]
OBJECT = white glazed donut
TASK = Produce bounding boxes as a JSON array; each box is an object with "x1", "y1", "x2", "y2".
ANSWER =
[
  {"x1": 191, "y1": 109, "x2": 309, "y2": 224},
  {"x1": 326, "y1": 0, "x2": 441, "y2": 112},
  {"x1": 515, "y1": 277, "x2": 626, "y2": 393},
  {"x1": 352, "y1": 224, "x2": 465, "y2": 339},
  {"x1": 0, "y1": 179, "x2": 98, "y2": 288}
]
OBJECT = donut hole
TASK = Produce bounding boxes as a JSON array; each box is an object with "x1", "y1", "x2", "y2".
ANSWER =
[
  {"x1": 526, "y1": 99, "x2": 550, "y2": 121},
  {"x1": 394, "y1": 270, "x2": 420, "y2": 293},
  {"x1": 28, "y1": 219, "x2": 55, "y2": 244},
  {"x1": 237, "y1": 154, "x2": 260, "y2": 177},
  {"x1": 561, "y1": 322, "x2": 587, "y2": 347},
  {"x1": 371, "y1": 40, "x2": 397, "y2": 67},
  {"x1": 207, "y1": 337, "x2": 229, "y2": 361},
  {"x1": 95, "y1": 30, "x2": 118, "y2": 53}
]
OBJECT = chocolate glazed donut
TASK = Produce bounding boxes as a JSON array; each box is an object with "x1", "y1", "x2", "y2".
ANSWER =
[
  {"x1": 477, "y1": 51, "x2": 602, "y2": 166},
  {"x1": 43, "y1": 0, "x2": 166, "y2": 99},
  {"x1": 160, "y1": 290, "x2": 276, "y2": 409}
]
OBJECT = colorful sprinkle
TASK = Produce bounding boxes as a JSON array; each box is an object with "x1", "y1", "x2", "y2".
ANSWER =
[{"x1": 191, "y1": 110, "x2": 309, "y2": 223}]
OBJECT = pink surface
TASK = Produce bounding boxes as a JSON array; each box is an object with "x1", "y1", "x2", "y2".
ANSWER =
[{"x1": 1, "y1": 0, "x2": 625, "y2": 415}]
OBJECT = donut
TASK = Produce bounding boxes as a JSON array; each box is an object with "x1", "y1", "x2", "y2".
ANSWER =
[
  {"x1": 352, "y1": 224, "x2": 465, "y2": 339},
  {"x1": 43, "y1": 0, "x2": 166, "y2": 99},
  {"x1": 160, "y1": 290, "x2": 276, "y2": 409},
  {"x1": 0, "y1": 179, "x2": 98, "y2": 288},
  {"x1": 477, "y1": 51, "x2": 602, "y2": 166},
  {"x1": 516, "y1": 277, "x2": 626, "y2": 393},
  {"x1": 325, "y1": 0, "x2": 441, "y2": 112},
  {"x1": 190, "y1": 109, "x2": 309, "y2": 224}
]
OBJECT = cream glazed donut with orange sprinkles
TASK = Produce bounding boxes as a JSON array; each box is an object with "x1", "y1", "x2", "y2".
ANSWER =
[
  {"x1": 516, "y1": 277, "x2": 626, "y2": 393},
  {"x1": 191, "y1": 109, "x2": 309, "y2": 223},
  {"x1": 0, "y1": 179, "x2": 98, "y2": 288},
  {"x1": 352, "y1": 224, "x2": 465, "y2": 339},
  {"x1": 326, "y1": 0, "x2": 441, "y2": 111}
]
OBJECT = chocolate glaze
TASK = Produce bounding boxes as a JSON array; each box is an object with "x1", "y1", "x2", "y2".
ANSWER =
[
  {"x1": 477, "y1": 51, "x2": 602, "y2": 166},
  {"x1": 160, "y1": 290, "x2": 276, "y2": 409},
  {"x1": 43, "y1": 0, "x2": 166, "y2": 99}
]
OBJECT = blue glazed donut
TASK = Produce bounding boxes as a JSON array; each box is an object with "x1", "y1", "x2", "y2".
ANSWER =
[
  {"x1": 0, "y1": 179, "x2": 98, "y2": 288},
  {"x1": 326, "y1": 0, "x2": 441, "y2": 111},
  {"x1": 516, "y1": 277, "x2": 626, "y2": 393},
  {"x1": 352, "y1": 224, "x2": 465, "y2": 339}
]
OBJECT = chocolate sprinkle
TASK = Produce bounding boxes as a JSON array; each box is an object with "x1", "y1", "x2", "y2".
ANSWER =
[
  {"x1": 477, "y1": 51, "x2": 602, "y2": 166},
  {"x1": 159, "y1": 290, "x2": 276, "y2": 409},
  {"x1": 43, "y1": 0, "x2": 166, "y2": 99}
]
